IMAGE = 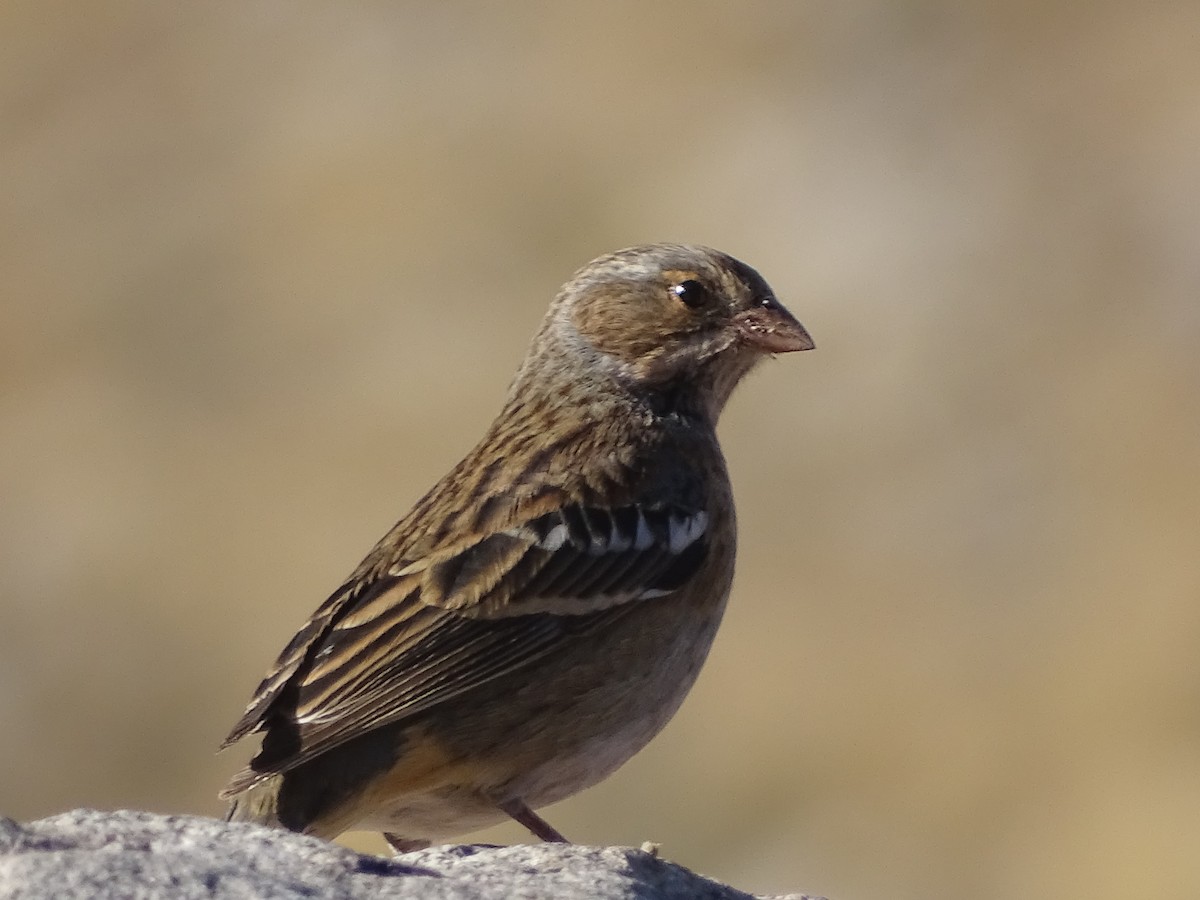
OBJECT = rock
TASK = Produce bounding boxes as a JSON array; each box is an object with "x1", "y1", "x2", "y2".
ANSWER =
[{"x1": 0, "y1": 809, "x2": 819, "y2": 900}]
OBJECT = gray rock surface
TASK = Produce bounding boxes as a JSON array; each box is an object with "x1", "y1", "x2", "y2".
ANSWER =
[{"x1": 0, "y1": 809, "x2": 819, "y2": 899}]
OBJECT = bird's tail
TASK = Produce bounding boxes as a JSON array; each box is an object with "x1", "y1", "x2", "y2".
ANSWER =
[
  {"x1": 223, "y1": 775, "x2": 351, "y2": 840},
  {"x1": 223, "y1": 778, "x2": 284, "y2": 828}
]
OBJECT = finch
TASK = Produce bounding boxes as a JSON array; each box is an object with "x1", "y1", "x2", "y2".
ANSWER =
[{"x1": 220, "y1": 243, "x2": 813, "y2": 850}]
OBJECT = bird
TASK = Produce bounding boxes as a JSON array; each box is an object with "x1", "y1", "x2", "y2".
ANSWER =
[{"x1": 219, "y1": 243, "x2": 813, "y2": 852}]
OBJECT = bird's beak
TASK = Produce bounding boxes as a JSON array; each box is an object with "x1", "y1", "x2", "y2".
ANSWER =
[{"x1": 734, "y1": 300, "x2": 815, "y2": 353}]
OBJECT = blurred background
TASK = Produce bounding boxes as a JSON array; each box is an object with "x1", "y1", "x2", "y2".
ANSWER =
[{"x1": 2, "y1": 3, "x2": 1198, "y2": 898}]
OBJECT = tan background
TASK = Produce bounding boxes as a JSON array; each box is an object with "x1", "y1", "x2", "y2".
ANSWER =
[{"x1": 3, "y1": 4, "x2": 1198, "y2": 899}]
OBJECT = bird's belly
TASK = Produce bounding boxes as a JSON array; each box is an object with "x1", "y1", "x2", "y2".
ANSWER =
[
  {"x1": 502, "y1": 597, "x2": 726, "y2": 806},
  {"x1": 358, "y1": 706, "x2": 676, "y2": 839},
  {"x1": 359, "y1": 593, "x2": 727, "y2": 839}
]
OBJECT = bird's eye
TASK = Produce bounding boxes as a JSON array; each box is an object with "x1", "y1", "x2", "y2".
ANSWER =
[{"x1": 672, "y1": 280, "x2": 710, "y2": 309}]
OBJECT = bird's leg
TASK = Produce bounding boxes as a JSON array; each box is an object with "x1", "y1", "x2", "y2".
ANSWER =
[
  {"x1": 383, "y1": 833, "x2": 430, "y2": 854},
  {"x1": 497, "y1": 797, "x2": 569, "y2": 843}
]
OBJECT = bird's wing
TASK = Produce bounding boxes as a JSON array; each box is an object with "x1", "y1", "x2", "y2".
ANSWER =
[{"x1": 219, "y1": 502, "x2": 708, "y2": 794}]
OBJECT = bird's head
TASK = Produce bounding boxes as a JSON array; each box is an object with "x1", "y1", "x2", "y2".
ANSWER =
[{"x1": 522, "y1": 244, "x2": 813, "y2": 423}]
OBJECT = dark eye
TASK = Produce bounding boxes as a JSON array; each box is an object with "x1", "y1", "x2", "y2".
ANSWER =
[{"x1": 672, "y1": 280, "x2": 710, "y2": 309}]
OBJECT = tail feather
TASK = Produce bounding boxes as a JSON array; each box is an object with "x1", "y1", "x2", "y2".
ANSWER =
[
  {"x1": 223, "y1": 779, "x2": 283, "y2": 828},
  {"x1": 219, "y1": 765, "x2": 274, "y2": 801},
  {"x1": 222, "y1": 774, "x2": 354, "y2": 840}
]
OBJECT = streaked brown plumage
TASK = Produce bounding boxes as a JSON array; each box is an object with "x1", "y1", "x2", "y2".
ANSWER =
[{"x1": 220, "y1": 244, "x2": 813, "y2": 849}]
